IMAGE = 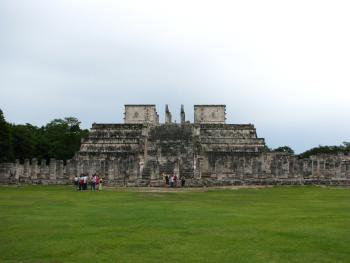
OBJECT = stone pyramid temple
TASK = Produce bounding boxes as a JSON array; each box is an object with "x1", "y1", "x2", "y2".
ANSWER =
[{"x1": 1, "y1": 104, "x2": 349, "y2": 186}]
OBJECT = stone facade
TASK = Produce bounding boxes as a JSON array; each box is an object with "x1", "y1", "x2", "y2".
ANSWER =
[
  {"x1": 194, "y1": 105, "x2": 226, "y2": 124},
  {"x1": 1, "y1": 104, "x2": 350, "y2": 186},
  {"x1": 124, "y1": 104, "x2": 159, "y2": 124}
]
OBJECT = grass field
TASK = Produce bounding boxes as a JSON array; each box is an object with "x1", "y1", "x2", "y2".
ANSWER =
[{"x1": 0, "y1": 186, "x2": 349, "y2": 263}]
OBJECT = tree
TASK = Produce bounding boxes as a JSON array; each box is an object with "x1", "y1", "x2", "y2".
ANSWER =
[
  {"x1": 0, "y1": 112, "x2": 88, "y2": 163},
  {"x1": 44, "y1": 117, "x2": 88, "y2": 160},
  {"x1": 262, "y1": 145, "x2": 272, "y2": 152},
  {"x1": 0, "y1": 109, "x2": 13, "y2": 162},
  {"x1": 298, "y1": 142, "x2": 350, "y2": 159},
  {"x1": 273, "y1": 146, "x2": 294, "y2": 155},
  {"x1": 343, "y1": 142, "x2": 350, "y2": 150},
  {"x1": 10, "y1": 124, "x2": 36, "y2": 161}
]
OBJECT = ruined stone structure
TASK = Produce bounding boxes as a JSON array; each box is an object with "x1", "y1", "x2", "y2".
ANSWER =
[{"x1": 1, "y1": 104, "x2": 350, "y2": 186}]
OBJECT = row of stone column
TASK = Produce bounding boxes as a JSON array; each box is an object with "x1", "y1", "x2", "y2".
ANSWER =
[
  {"x1": 1, "y1": 154, "x2": 350, "y2": 185},
  {"x1": 9, "y1": 159, "x2": 78, "y2": 182}
]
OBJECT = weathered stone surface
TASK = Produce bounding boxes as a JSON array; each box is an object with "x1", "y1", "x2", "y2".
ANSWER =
[
  {"x1": 124, "y1": 104, "x2": 159, "y2": 124},
  {"x1": 194, "y1": 105, "x2": 226, "y2": 124}
]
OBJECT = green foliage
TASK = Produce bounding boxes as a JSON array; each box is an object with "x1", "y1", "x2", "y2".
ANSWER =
[
  {"x1": 0, "y1": 109, "x2": 13, "y2": 162},
  {"x1": 44, "y1": 117, "x2": 89, "y2": 160},
  {"x1": 0, "y1": 109, "x2": 88, "y2": 162},
  {"x1": 273, "y1": 146, "x2": 295, "y2": 154},
  {"x1": 0, "y1": 186, "x2": 350, "y2": 262},
  {"x1": 262, "y1": 145, "x2": 271, "y2": 152},
  {"x1": 299, "y1": 142, "x2": 350, "y2": 159},
  {"x1": 10, "y1": 124, "x2": 36, "y2": 161}
]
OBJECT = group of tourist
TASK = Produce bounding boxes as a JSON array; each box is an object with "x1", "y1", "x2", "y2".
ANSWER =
[
  {"x1": 73, "y1": 173, "x2": 185, "y2": 189},
  {"x1": 74, "y1": 174, "x2": 103, "y2": 191},
  {"x1": 163, "y1": 173, "x2": 186, "y2": 187}
]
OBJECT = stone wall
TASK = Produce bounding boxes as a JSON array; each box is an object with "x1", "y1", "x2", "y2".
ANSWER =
[{"x1": 1, "y1": 153, "x2": 350, "y2": 186}]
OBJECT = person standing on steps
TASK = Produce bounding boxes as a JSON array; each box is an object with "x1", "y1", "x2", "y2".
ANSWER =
[
  {"x1": 79, "y1": 174, "x2": 84, "y2": 191},
  {"x1": 170, "y1": 174, "x2": 174, "y2": 188},
  {"x1": 95, "y1": 175, "x2": 100, "y2": 190},
  {"x1": 98, "y1": 178, "x2": 103, "y2": 191},
  {"x1": 165, "y1": 174, "x2": 169, "y2": 187},
  {"x1": 74, "y1": 176, "x2": 79, "y2": 190},
  {"x1": 92, "y1": 174, "x2": 97, "y2": 191},
  {"x1": 181, "y1": 177, "x2": 186, "y2": 187}
]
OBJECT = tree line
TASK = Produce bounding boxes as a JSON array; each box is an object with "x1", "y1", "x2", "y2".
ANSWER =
[
  {"x1": 0, "y1": 109, "x2": 89, "y2": 163},
  {"x1": 266, "y1": 143, "x2": 350, "y2": 158},
  {"x1": 297, "y1": 142, "x2": 350, "y2": 158}
]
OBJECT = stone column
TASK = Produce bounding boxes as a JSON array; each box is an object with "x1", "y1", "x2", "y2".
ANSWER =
[
  {"x1": 15, "y1": 160, "x2": 21, "y2": 181},
  {"x1": 40, "y1": 159, "x2": 48, "y2": 179},
  {"x1": 69, "y1": 159, "x2": 78, "y2": 179},
  {"x1": 138, "y1": 160, "x2": 144, "y2": 179},
  {"x1": 57, "y1": 160, "x2": 64, "y2": 179},
  {"x1": 150, "y1": 162, "x2": 158, "y2": 180},
  {"x1": 49, "y1": 159, "x2": 57, "y2": 181},
  {"x1": 31, "y1": 158, "x2": 38, "y2": 180},
  {"x1": 76, "y1": 160, "x2": 82, "y2": 177},
  {"x1": 107, "y1": 159, "x2": 114, "y2": 181},
  {"x1": 23, "y1": 159, "x2": 30, "y2": 180},
  {"x1": 66, "y1": 160, "x2": 72, "y2": 180}
]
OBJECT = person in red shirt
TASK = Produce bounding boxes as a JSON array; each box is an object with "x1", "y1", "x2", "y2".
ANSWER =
[
  {"x1": 79, "y1": 175, "x2": 84, "y2": 191},
  {"x1": 95, "y1": 175, "x2": 100, "y2": 189}
]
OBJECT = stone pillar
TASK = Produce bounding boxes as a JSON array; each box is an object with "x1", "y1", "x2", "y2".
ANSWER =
[
  {"x1": 69, "y1": 159, "x2": 78, "y2": 179},
  {"x1": 40, "y1": 159, "x2": 48, "y2": 179},
  {"x1": 138, "y1": 160, "x2": 144, "y2": 179},
  {"x1": 150, "y1": 161, "x2": 159, "y2": 180},
  {"x1": 23, "y1": 159, "x2": 30, "y2": 179},
  {"x1": 107, "y1": 159, "x2": 114, "y2": 181},
  {"x1": 31, "y1": 158, "x2": 38, "y2": 180},
  {"x1": 15, "y1": 160, "x2": 20, "y2": 181},
  {"x1": 57, "y1": 160, "x2": 64, "y2": 179},
  {"x1": 49, "y1": 159, "x2": 57, "y2": 181},
  {"x1": 126, "y1": 156, "x2": 134, "y2": 181},
  {"x1": 174, "y1": 159, "x2": 180, "y2": 178},
  {"x1": 66, "y1": 160, "x2": 72, "y2": 180},
  {"x1": 76, "y1": 160, "x2": 82, "y2": 177}
]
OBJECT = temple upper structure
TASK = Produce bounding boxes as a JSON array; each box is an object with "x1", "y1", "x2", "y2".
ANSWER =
[
  {"x1": 124, "y1": 104, "x2": 159, "y2": 124},
  {"x1": 194, "y1": 105, "x2": 226, "y2": 124},
  {"x1": 180, "y1": 104, "x2": 186, "y2": 124},
  {"x1": 165, "y1": 104, "x2": 172, "y2": 124}
]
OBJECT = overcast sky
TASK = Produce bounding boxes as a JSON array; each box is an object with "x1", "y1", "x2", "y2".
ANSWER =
[{"x1": 1, "y1": 0, "x2": 349, "y2": 153}]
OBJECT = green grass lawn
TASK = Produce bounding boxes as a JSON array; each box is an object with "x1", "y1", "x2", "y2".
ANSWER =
[{"x1": 0, "y1": 186, "x2": 349, "y2": 263}]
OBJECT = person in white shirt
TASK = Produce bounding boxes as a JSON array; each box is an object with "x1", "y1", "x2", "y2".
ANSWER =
[
  {"x1": 170, "y1": 175, "x2": 174, "y2": 188},
  {"x1": 74, "y1": 176, "x2": 79, "y2": 190},
  {"x1": 83, "y1": 175, "x2": 88, "y2": 190}
]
